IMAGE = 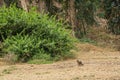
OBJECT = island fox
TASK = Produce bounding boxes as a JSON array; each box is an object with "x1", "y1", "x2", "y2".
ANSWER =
[{"x1": 76, "y1": 60, "x2": 84, "y2": 66}]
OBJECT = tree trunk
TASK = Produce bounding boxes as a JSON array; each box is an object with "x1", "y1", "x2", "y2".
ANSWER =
[
  {"x1": 68, "y1": 0, "x2": 77, "y2": 37},
  {"x1": 0, "y1": 0, "x2": 4, "y2": 7},
  {"x1": 20, "y1": 0, "x2": 28, "y2": 12},
  {"x1": 38, "y1": 0, "x2": 47, "y2": 13},
  {"x1": 52, "y1": 0, "x2": 62, "y2": 9},
  {"x1": 32, "y1": 0, "x2": 37, "y2": 7}
]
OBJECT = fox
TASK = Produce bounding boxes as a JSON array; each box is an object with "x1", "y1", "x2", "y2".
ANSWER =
[{"x1": 76, "y1": 60, "x2": 84, "y2": 66}]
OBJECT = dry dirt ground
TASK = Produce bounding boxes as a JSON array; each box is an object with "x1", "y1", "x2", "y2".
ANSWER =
[{"x1": 0, "y1": 44, "x2": 120, "y2": 80}]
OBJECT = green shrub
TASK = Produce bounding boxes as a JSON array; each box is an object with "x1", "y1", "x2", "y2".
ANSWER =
[
  {"x1": 3, "y1": 35, "x2": 36, "y2": 62},
  {"x1": 0, "y1": 5, "x2": 38, "y2": 38},
  {"x1": 103, "y1": 0, "x2": 120, "y2": 34},
  {"x1": 79, "y1": 37, "x2": 96, "y2": 45},
  {"x1": 97, "y1": 12, "x2": 105, "y2": 18},
  {"x1": 28, "y1": 59, "x2": 53, "y2": 64},
  {"x1": 1, "y1": 5, "x2": 74, "y2": 62}
]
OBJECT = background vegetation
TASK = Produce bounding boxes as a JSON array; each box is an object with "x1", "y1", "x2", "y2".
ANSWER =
[
  {"x1": 0, "y1": 5, "x2": 74, "y2": 63},
  {"x1": 0, "y1": 0, "x2": 120, "y2": 63}
]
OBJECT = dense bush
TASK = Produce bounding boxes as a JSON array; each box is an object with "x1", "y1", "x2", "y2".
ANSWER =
[
  {"x1": 0, "y1": 5, "x2": 38, "y2": 38},
  {"x1": 103, "y1": 0, "x2": 120, "y2": 34},
  {"x1": 0, "y1": 5, "x2": 74, "y2": 62}
]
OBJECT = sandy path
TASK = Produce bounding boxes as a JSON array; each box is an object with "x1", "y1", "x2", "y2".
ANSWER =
[{"x1": 0, "y1": 50, "x2": 120, "y2": 80}]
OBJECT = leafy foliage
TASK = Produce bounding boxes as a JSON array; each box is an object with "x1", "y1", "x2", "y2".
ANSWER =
[
  {"x1": 103, "y1": 0, "x2": 120, "y2": 34},
  {"x1": 45, "y1": 0, "x2": 97, "y2": 37},
  {"x1": 79, "y1": 37, "x2": 96, "y2": 45},
  {"x1": 75, "y1": 0, "x2": 96, "y2": 25},
  {"x1": 0, "y1": 5, "x2": 74, "y2": 62},
  {"x1": 74, "y1": 0, "x2": 97, "y2": 37}
]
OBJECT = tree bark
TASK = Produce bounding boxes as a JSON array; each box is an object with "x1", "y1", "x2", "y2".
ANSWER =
[
  {"x1": 0, "y1": 0, "x2": 4, "y2": 7},
  {"x1": 38, "y1": 0, "x2": 47, "y2": 13},
  {"x1": 20, "y1": 0, "x2": 28, "y2": 12},
  {"x1": 52, "y1": 0, "x2": 62, "y2": 9},
  {"x1": 69, "y1": 0, "x2": 77, "y2": 37},
  {"x1": 32, "y1": 0, "x2": 37, "y2": 7}
]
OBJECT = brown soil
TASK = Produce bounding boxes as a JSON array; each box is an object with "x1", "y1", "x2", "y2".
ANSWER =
[{"x1": 0, "y1": 44, "x2": 120, "y2": 80}]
